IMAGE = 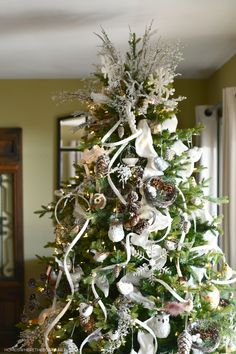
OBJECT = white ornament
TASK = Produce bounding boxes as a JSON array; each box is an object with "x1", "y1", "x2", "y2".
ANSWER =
[
  {"x1": 135, "y1": 119, "x2": 157, "y2": 158},
  {"x1": 108, "y1": 222, "x2": 125, "y2": 242},
  {"x1": 147, "y1": 313, "x2": 171, "y2": 339},
  {"x1": 161, "y1": 115, "x2": 178, "y2": 133},
  {"x1": 117, "y1": 280, "x2": 134, "y2": 295},
  {"x1": 79, "y1": 303, "x2": 93, "y2": 317},
  {"x1": 200, "y1": 285, "x2": 220, "y2": 310},
  {"x1": 58, "y1": 339, "x2": 79, "y2": 354}
]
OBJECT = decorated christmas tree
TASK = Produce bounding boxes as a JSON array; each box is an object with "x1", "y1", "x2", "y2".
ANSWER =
[{"x1": 14, "y1": 25, "x2": 236, "y2": 354}]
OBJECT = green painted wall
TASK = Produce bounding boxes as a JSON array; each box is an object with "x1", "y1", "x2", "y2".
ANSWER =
[
  {"x1": 207, "y1": 54, "x2": 236, "y2": 104},
  {"x1": 0, "y1": 53, "x2": 236, "y2": 298},
  {"x1": 175, "y1": 79, "x2": 208, "y2": 128},
  {"x1": 0, "y1": 79, "x2": 87, "y2": 297}
]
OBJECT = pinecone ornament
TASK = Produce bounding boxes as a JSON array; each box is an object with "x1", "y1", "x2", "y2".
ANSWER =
[
  {"x1": 133, "y1": 219, "x2": 149, "y2": 234},
  {"x1": 127, "y1": 202, "x2": 140, "y2": 215},
  {"x1": 96, "y1": 154, "x2": 110, "y2": 177},
  {"x1": 177, "y1": 330, "x2": 192, "y2": 354},
  {"x1": 179, "y1": 214, "x2": 191, "y2": 234},
  {"x1": 134, "y1": 166, "x2": 144, "y2": 187},
  {"x1": 127, "y1": 191, "x2": 139, "y2": 203}
]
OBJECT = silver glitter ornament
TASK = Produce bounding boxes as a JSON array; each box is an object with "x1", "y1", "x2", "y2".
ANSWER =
[
  {"x1": 58, "y1": 339, "x2": 79, "y2": 354},
  {"x1": 154, "y1": 156, "x2": 170, "y2": 171},
  {"x1": 165, "y1": 148, "x2": 176, "y2": 161},
  {"x1": 108, "y1": 220, "x2": 125, "y2": 242},
  {"x1": 143, "y1": 176, "x2": 177, "y2": 208},
  {"x1": 177, "y1": 330, "x2": 192, "y2": 354}
]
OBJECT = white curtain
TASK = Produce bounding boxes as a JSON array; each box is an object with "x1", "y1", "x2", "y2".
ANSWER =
[
  {"x1": 222, "y1": 87, "x2": 236, "y2": 269},
  {"x1": 195, "y1": 105, "x2": 218, "y2": 217}
]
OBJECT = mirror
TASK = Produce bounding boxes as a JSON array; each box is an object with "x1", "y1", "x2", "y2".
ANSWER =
[{"x1": 57, "y1": 113, "x2": 90, "y2": 188}]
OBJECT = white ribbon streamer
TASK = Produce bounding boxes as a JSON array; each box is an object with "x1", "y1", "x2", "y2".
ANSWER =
[
  {"x1": 79, "y1": 328, "x2": 102, "y2": 354},
  {"x1": 211, "y1": 277, "x2": 236, "y2": 285},
  {"x1": 175, "y1": 187, "x2": 188, "y2": 278},
  {"x1": 103, "y1": 129, "x2": 142, "y2": 147},
  {"x1": 155, "y1": 210, "x2": 172, "y2": 243},
  {"x1": 91, "y1": 275, "x2": 107, "y2": 321},
  {"x1": 44, "y1": 219, "x2": 90, "y2": 354},
  {"x1": 134, "y1": 319, "x2": 158, "y2": 354},
  {"x1": 190, "y1": 245, "x2": 223, "y2": 259},
  {"x1": 155, "y1": 278, "x2": 187, "y2": 303},
  {"x1": 54, "y1": 193, "x2": 74, "y2": 226},
  {"x1": 52, "y1": 269, "x2": 63, "y2": 309},
  {"x1": 107, "y1": 142, "x2": 129, "y2": 205},
  {"x1": 101, "y1": 119, "x2": 122, "y2": 144}
]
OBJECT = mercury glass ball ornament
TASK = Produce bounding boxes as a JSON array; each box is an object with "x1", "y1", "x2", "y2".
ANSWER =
[{"x1": 143, "y1": 176, "x2": 177, "y2": 208}]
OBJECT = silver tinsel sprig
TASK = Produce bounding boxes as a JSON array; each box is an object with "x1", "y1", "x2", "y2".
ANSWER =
[
  {"x1": 103, "y1": 301, "x2": 132, "y2": 354},
  {"x1": 96, "y1": 24, "x2": 184, "y2": 120},
  {"x1": 9, "y1": 327, "x2": 46, "y2": 352},
  {"x1": 116, "y1": 163, "x2": 132, "y2": 187}
]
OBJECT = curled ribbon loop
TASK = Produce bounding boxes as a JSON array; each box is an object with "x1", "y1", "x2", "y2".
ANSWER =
[
  {"x1": 155, "y1": 278, "x2": 187, "y2": 303},
  {"x1": 44, "y1": 219, "x2": 90, "y2": 354},
  {"x1": 91, "y1": 275, "x2": 107, "y2": 321},
  {"x1": 135, "y1": 318, "x2": 158, "y2": 354}
]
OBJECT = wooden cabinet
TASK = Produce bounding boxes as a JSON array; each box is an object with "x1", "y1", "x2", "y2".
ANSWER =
[{"x1": 0, "y1": 128, "x2": 24, "y2": 349}]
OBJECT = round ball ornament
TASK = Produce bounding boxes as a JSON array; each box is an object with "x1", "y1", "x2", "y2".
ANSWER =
[
  {"x1": 187, "y1": 320, "x2": 220, "y2": 353},
  {"x1": 200, "y1": 285, "x2": 220, "y2": 310},
  {"x1": 143, "y1": 176, "x2": 177, "y2": 208}
]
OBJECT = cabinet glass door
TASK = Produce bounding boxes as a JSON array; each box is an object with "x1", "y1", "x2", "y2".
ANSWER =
[{"x1": 0, "y1": 173, "x2": 14, "y2": 278}]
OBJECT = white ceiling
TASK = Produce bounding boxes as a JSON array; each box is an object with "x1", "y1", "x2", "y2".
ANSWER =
[{"x1": 1, "y1": 0, "x2": 236, "y2": 79}]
